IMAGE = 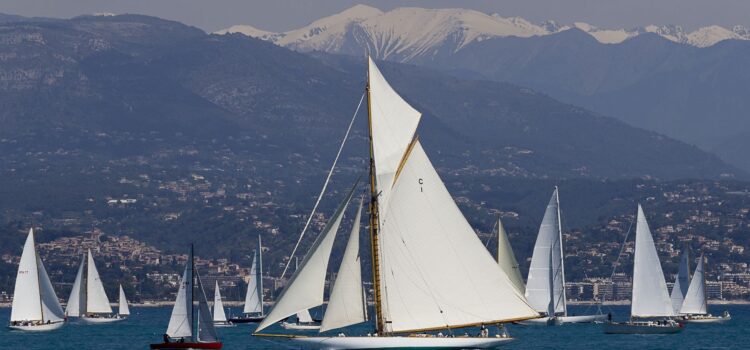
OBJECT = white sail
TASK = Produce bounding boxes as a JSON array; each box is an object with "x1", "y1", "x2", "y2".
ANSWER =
[
  {"x1": 376, "y1": 141, "x2": 538, "y2": 333},
  {"x1": 86, "y1": 249, "x2": 113, "y2": 314},
  {"x1": 297, "y1": 309, "x2": 314, "y2": 323},
  {"x1": 118, "y1": 285, "x2": 130, "y2": 316},
  {"x1": 680, "y1": 253, "x2": 708, "y2": 315},
  {"x1": 213, "y1": 281, "x2": 227, "y2": 322},
  {"x1": 670, "y1": 248, "x2": 691, "y2": 314},
  {"x1": 497, "y1": 218, "x2": 525, "y2": 296},
  {"x1": 525, "y1": 189, "x2": 566, "y2": 315},
  {"x1": 66, "y1": 255, "x2": 86, "y2": 317},
  {"x1": 196, "y1": 274, "x2": 218, "y2": 342},
  {"x1": 631, "y1": 205, "x2": 674, "y2": 318},
  {"x1": 368, "y1": 57, "x2": 421, "y2": 222},
  {"x1": 10, "y1": 229, "x2": 44, "y2": 322},
  {"x1": 37, "y1": 254, "x2": 65, "y2": 322},
  {"x1": 243, "y1": 237, "x2": 263, "y2": 315},
  {"x1": 166, "y1": 254, "x2": 193, "y2": 339},
  {"x1": 321, "y1": 197, "x2": 367, "y2": 332},
  {"x1": 255, "y1": 184, "x2": 357, "y2": 332}
]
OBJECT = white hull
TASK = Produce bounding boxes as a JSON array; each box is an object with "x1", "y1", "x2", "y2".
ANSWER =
[
  {"x1": 291, "y1": 336, "x2": 514, "y2": 349},
  {"x1": 683, "y1": 314, "x2": 731, "y2": 323},
  {"x1": 518, "y1": 314, "x2": 605, "y2": 326},
  {"x1": 281, "y1": 322, "x2": 321, "y2": 330},
  {"x1": 214, "y1": 321, "x2": 236, "y2": 327},
  {"x1": 8, "y1": 321, "x2": 65, "y2": 331},
  {"x1": 603, "y1": 321, "x2": 684, "y2": 334},
  {"x1": 81, "y1": 315, "x2": 125, "y2": 324}
]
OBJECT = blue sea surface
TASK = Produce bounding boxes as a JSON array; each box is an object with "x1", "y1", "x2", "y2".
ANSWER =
[{"x1": 0, "y1": 304, "x2": 745, "y2": 349}]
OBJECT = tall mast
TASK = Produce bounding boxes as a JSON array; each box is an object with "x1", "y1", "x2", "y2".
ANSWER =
[
  {"x1": 258, "y1": 234, "x2": 264, "y2": 316},
  {"x1": 190, "y1": 244, "x2": 195, "y2": 342},
  {"x1": 366, "y1": 59, "x2": 385, "y2": 335},
  {"x1": 555, "y1": 187, "x2": 568, "y2": 316}
]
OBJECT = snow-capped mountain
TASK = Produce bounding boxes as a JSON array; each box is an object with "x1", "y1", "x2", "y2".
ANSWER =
[{"x1": 217, "y1": 4, "x2": 750, "y2": 61}]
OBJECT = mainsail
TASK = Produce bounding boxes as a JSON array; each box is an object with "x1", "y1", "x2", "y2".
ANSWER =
[
  {"x1": 213, "y1": 281, "x2": 228, "y2": 323},
  {"x1": 243, "y1": 235, "x2": 264, "y2": 315},
  {"x1": 118, "y1": 285, "x2": 130, "y2": 316},
  {"x1": 497, "y1": 218, "x2": 525, "y2": 296},
  {"x1": 166, "y1": 250, "x2": 193, "y2": 339},
  {"x1": 631, "y1": 205, "x2": 674, "y2": 318},
  {"x1": 66, "y1": 254, "x2": 87, "y2": 317},
  {"x1": 255, "y1": 182, "x2": 358, "y2": 332},
  {"x1": 670, "y1": 247, "x2": 691, "y2": 314},
  {"x1": 525, "y1": 189, "x2": 566, "y2": 316},
  {"x1": 320, "y1": 196, "x2": 367, "y2": 332},
  {"x1": 86, "y1": 249, "x2": 113, "y2": 314},
  {"x1": 680, "y1": 253, "x2": 708, "y2": 315},
  {"x1": 11, "y1": 228, "x2": 65, "y2": 323}
]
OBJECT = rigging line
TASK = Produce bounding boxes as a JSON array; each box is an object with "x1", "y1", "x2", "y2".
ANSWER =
[
  {"x1": 484, "y1": 216, "x2": 499, "y2": 249},
  {"x1": 600, "y1": 216, "x2": 635, "y2": 305},
  {"x1": 280, "y1": 91, "x2": 366, "y2": 280}
]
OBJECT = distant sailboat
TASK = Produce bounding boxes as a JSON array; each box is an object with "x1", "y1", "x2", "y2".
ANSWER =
[
  {"x1": 67, "y1": 249, "x2": 122, "y2": 323},
  {"x1": 229, "y1": 235, "x2": 264, "y2": 324},
  {"x1": 679, "y1": 253, "x2": 731, "y2": 323},
  {"x1": 524, "y1": 188, "x2": 605, "y2": 325},
  {"x1": 8, "y1": 228, "x2": 66, "y2": 331},
  {"x1": 603, "y1": 205, "x2": 683, "y2": 334},
  {"x1": 150, "y1": 245, "x2": 222, "y2": 349},
  {"x1": 118, "y1": 284, "x2": 130, "y2": 319},
  {"x1": 254, "y1": 57, "x2": 539, "y2": 349},
  {"x1": 670, "y1": 247, "x2": 691, "y2": 314},
  {"x1": 212, "y1": 281, "x2": 234, "y2": 327}
]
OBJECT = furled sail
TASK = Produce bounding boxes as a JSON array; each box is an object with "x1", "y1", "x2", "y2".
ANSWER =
[
  {"x1": 680, "y1": 253, "x2": 708, "y2": 315},
  {"x1": 670, "y1": 247, "x2": 691, "y2": 314},
  {"x1": 10, "y1": 229, "x2": 43, "y2": 322},
  {"x1": 525, "y1": 189, "x2": 566, "y2": 315},
  {"x1": 118, "y1": 285, "x2": 130, "y2": 316},
  {"x1": 166, "y1": 252, "x2": 193, "y2": 339},
  {"x1": 86, "y1": 250, "x2": 113, "y2": 314},
  {"x1": 255, "y1": 182, "x2": 358, "y2": 332},
  {"x1": 497, "y1": 218, "x2": 525, "y2": 296},
  {"x1": 213, "y1": 281, "x2": 228, "y2": 322},
  {"x1": 376, "y1": 141, "x2": 538, "y2": 333},
  {"x1": 320, "y1": 197, "x2": 367, "y2": 332},
  {"x1": 631, "y1": 205, "x2": 674, "y2": 318},
  {"x1": 243, "y1": 236, "x2": 264, "y2": 315},
  {"x1": 66, "y1": 254, "x2": 87, "y2": 317}
]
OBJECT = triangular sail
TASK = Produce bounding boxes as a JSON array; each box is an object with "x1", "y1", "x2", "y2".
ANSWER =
[
  {"x1": 166, "y1": 252, "x2": 193, "y2": 339},
  {"x1": 86, "y1": 250, "x2": 113, "y2": 314},
  {"x1": 631, "y1": 205, "x2": 674, "y2": 318},
  {"x1": 497, "y1": 218, "x2": 525, "y2": 296},
  {"x1": 213, "y1": 281, "x2": 228, "y2": 322},
  {"x1": 670, "y1": 247, "x2": 691, "y2": 314},
  {"x1": 37, "y1": 254, "x2": 65, "y2": 322},
  {"x1": 297, "y1": 309, "x2": 314, "y2": 323},
  {"x1": 525, "y1": 189, "x2": 566, "y2": 315},
  {"x1": 196, "y1": 273, "x2": 218, "y2": 342},
  {"x1": 66, "y1": 255, "x2": 86, "y2": 317},
  {"x1": 255, "y1": 181, "x2": 358, "y2": 333},
  {"x1": 320, "y1": 197, "x2": 367, "y2": 332},
  {"x1": 11, "y1": 229, "x2": 44, "y2": 322},
  {"x1": 680, "y1": 253, "x2": 708, "y2": 315},
  {"x1": 118, "y1": 285, "x2": 130, "y2": 316},
  {"x1": 243, "y1": 237, "x2": 263, "y2": 315}
]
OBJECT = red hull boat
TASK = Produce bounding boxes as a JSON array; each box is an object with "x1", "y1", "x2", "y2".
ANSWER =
[{"x1": 150, "y1": 342, "x2": 222, "y2": 349}]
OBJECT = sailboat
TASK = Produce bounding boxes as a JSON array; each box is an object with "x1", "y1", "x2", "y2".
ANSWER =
[
  {"x1": 669, "y1": 247, "x2": 691, "y2": 315},
  {"x1": 150, "y1": 245, "x2": 222, "y2": 349},
  {"x1": 228, "y1": 235, "x2": 265, "y2": 324},
  {"x1": 253, "y1": 57, "x2": 539, "y2": 349},
  {"x1": 523, "y1": 188, "x2": 606, "y2": 325},
  {"x1": 212, "y1": 281, "x2": 234, "y2": 327},
  {"x1": 118, "y1": 284, "x2": 130, "y2": 319},
  {"x1": 603, "y1": 205, "x2": 684, "y2": 334},
  {"x1": 679, "y1": 253, "x2": 731, "y2": 323},
  {"x1": 8, "y1": 228, "x2": 66, "y2": 331},
  {"x1": 66, "y1": 249, "x2": 122, "y2": 323}
]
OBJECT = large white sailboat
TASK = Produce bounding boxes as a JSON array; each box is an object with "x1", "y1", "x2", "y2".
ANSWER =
[
  {"x1": 8, "y1": 228, "x2": 66, "y2": 331},
  {"x1": 253, "y1": 57, "x2": 539, "y2": 349},
  {"x1": 229, "y1": 235, "x2": 265, "y2": 324},
  {"x1": 212, "y1": 281, "x2": 234, "y2": 327},
  {"x1": 603, "y1": 205, "x2": 684, "y2": 334},
  {"x1": 679, "y1": 253, "x2": 731, "y2": 323},
  {"x1": 523, "y1": 188, "x2": 606, "y2": 325},
  {"x1": 66, "y1": 249, "x2": 122, "y2": 323}
]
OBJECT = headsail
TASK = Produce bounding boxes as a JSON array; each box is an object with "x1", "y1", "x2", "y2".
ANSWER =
[
  {"x1": 86, "y1": 249, "x2": 113, "y2": 314},
  {"x1": 321, "y1": 196, "x2": 367, "y2": 332},
  {"x1": 670, "y1": 247, "x2": 691, "y2": 314},
  {"x1": 118, "y1": 285, "x2": 130, "y2": 316},
  {"x1": 631, "y1": 205, "x2": 674, "y2": 318},
  {"x1": 196, "y1": 273, "x2": 218, "y2": 342},
  {"x1": 680, "y1": 253, "x2": 708, "y2": 315},
  {"x1": 66, "y1": 254, "x2": 87, "y2": 317},
  {"x1": 497, "y1": 218, "x2": 525, "y2": 295},
  {"x1": 243, "y1": 236, "x2": 264, "y2": 315},
  {"x1": 213, "y1": 281, "x2": 228, "y2": 322},
  {"x1": 10, "y1": 229, "x2": 43, "y2": 322},
  {"x1": 255, "y1": 181, "x2": 358, "y2": 333},
  {"x1": 166, "y1": 250, "x2": 193, "y2": 339},
  {"x1": 525, "y1": 189, "x2": 566, "y2": 315},
  {"x1": 37, "y1": 253, "x2": 65, "y2": 322}
]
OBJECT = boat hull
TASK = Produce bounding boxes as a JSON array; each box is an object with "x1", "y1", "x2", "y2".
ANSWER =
[
  {"x1": 8, "y1": 321, "x2": 65, "y2": 331},
  {"x1": 683, "y1": 315, "x2": 731, "y2": 323},
  {"x1": 282, "y1": 322, "x2": 321, "y2": 330},
  {"x1": 290, "y1": 336, "x2": 514, "y2": 349},
  {"x1": 228, "y1": 316, "x2": 265, "y2": 324},
  {"x1": 519, "y1": 314, "x2": 606, "y2": 325},
  {"x1": 81, "y1": 315, "x2": 125, "y2": 324},
  {"x1": 213, "y1": 321, "x2": 236, "y2": 327},
  {"x1": 149, "y1": 342, "x2": 222, "y2": 349},
  {"x1": 603, "y1": 322, "x2": 684, "y2": 334}
]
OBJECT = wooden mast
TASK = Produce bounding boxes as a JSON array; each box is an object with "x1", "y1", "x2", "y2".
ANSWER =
[{"x1": 366, "y1": 58, "x2": 386, "y2": 335}]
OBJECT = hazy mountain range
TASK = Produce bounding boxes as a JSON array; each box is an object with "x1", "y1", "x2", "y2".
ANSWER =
[{"x1": 219, "y1": 4, "x2": 750, "y2": 172}]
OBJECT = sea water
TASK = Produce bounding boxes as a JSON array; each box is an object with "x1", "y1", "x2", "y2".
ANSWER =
[{"x1": 0, "y1": 304, "x2": 746, "y2": 349}]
